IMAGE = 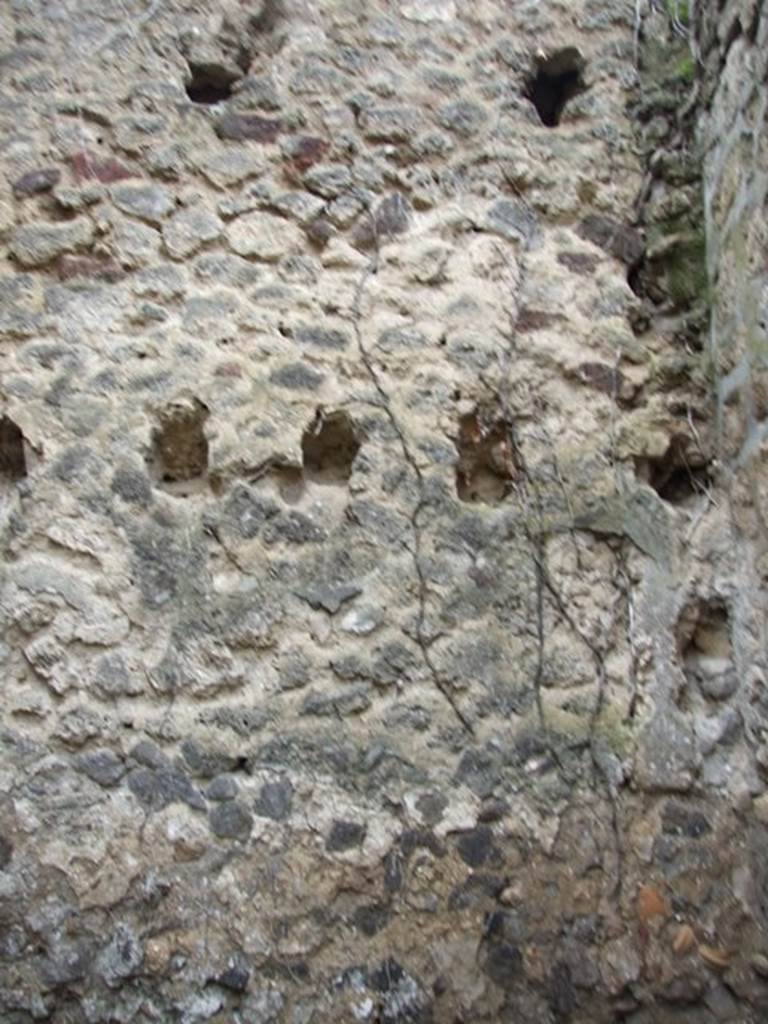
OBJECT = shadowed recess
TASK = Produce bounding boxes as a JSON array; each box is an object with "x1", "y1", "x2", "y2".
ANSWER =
[
  {"x1": 677, "y1": 596, "x2": 734, "y2": 700},
  {"x1": 302, "y1": 411, "x2": 360, "y2": 485},
  {"x1": 525, "y1": 47, "x2": 586, "y2": 127},
  {"x1": 455, "y1": 408, "x2": 518, "y2": 505},
  {"x1": 185, "y1": 63, "x2": 239, "y2": 105},
  {"x1": 635, "y1": 434, "x2": 712, "y2": 504},
  {"x1": 0, "y1": 415, "x2": 26, "y2": 484},
  {"x1": 147, "y1": 400, "x2": 209, "y2": 494}
]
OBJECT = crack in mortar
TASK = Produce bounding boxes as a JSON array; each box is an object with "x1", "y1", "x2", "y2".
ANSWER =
[
  {"x1": 487, "y1": 214, "x2": 627, "y2": 898},
  {"x1": 347, "y1": 233, "x2": 475, "y2": 737}
]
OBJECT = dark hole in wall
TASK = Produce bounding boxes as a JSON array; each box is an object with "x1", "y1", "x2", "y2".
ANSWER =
[
  {"x1": 185, "y1": 64, "x2": 238, "y2": 105},
  {"x1": 635, "y1": 435, "x2": 712, "y2": 504},
  {"x1": 679, "y1": 599, "x2": 730, "y2": 661},
  {"x1": 302, "y1": 411, "x2": 360, "y2": 485},
  {"x1": 627, "y1": 260, "x2": 644, "y2": 299},
  {"x1": 525, "y1": 48, "x2": 586, "y2": 127},
  {"x1": 677, "y1": 597, "x2": 735, "y2": 700},
  {"x1": 148, "y1": 400, "x2": 209, "y2": 495},
  {"x1": 455, "y1": 408, "x2": 518, "y2": 505},
  {"x1": 0, "y1": 416, "x2": 27, "y2": 484}
]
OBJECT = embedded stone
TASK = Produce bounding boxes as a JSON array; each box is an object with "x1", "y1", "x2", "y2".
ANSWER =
[
  {"x1": 127, "y1": 767, "x2": 206, "y2": 811},
  {"x1": 96, "y1": 924, "x2": 143, "y2": 988},
  {"x1": 485, "y1": 199, "x2": 537, "y2": 244},
  {"x1": 163, "y1": 206, "x2": 222, "y2": 258},
  {"x1": 206, "y1": 774, "x2": 239, "y2": 801},
  {"x1": 456, "y1": 826, "x2": 497, "y2": 868},
  {"x1": 78, "y1": 748, "x2": 126, "y2": 787},
  {"x1": 71, "y1": 150, "x2": 135, "y2": 183},
  {"x1": 12, "y1": 167, "x2": 60, "y2": 196},
  {"x1": 359, "y1": 105, "x2": 422, "y2": 143},
  {"x1": 295, "y1": 582, "x2": 361, "y2": 614},
  {"x1": 10, "y1": 218, "x2": 94, "y2": 267},
  {"x1": 110, "y1": 467, "x2": 153, "y2": 507},
  {"x1": 632, "y1": 707, "x2": 697, "y2": 792},
  {"x1": 133, "y1": 263, "x2": 187, "y2": 299},
  {"x1": 262, "y1": 511, "x2": 326, "y2": 545},
  {"x1": 112, "y1": 183, "x2": 174, "y2": 224},
  {"x1": 217, "y1": 955, "x2": 251, "y2": 993},
  {"x1": 234, "y1": 73, "x2": 282, "y2": 111},
  {"x1": 51, "y1": 708, "x2": 103, "y2": 749},
  {"x1": 216, "y1": 112, "x2": 282, "y2": 143},
  {"x1": 352, "y1": 192, "x2": 411, "y2": 249},
  {"x1": 282, "y1": 135, "x2": 329, "y2": 172},
  {"x1": 254, "y1": 778, "x2": 293, "y2": 820},
  {"x1": 194, "y1": 251, "x2": 261, "y2": 286},
  {"x1": 484, "y1": 944, "x2": 523, "y2": 989},
  {"x1": 226, "y1": 211, "x2": 304, "y2": 261},
  {"x1": 578, "y1": 214, "x2": 644, "y2": 266},
  {"x1": 209, "y1": 800, "x2": 253, "y2": 839},
  {"x1": 294, "y1": 324, "x2": 349, "y2": 350},
  {"x1": 271, "y1": 190, "x2": 326, "y2": 225},
  {"x1": 326, "y1": 819, "x2": 366, "y2": 852},
  {"x1": 301, "y1": 685, "x2": 372, "y2": 717},
  {"x1": 269, "y1": 362, "x2": 325, "y2": 390},
  {"x1": 56, "y1": 254, "x2": 124, "y2": 283},
  {"x1": 198, "y1": 147, "x2": 266, "y2": 188},
  {"x1": 302, "y1": 163, "x2": 353, "y2": 198},
  {"x1": 438, "y1": 100, "x2": 488, "y2": 137}
]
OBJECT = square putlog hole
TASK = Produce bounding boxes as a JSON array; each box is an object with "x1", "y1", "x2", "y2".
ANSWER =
[
  {"x1": 148, "y1": 400, "x2": 209, "y2": 496},
  {"x1": 455, "y1": 408, "x2": 518, "y2": 505},
  {"x1": 302, "y1": 411, "x2": 360, "y2": 485},
  {"x1": 525, "y1": 47, "x2": 586, "y2": 127}
]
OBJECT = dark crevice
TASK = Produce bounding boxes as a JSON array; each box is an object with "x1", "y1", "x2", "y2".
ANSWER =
[
  {"x1": 302, "y1": 411, "x2": 360, "y2": 485},
  {"x1": 677, "y1": 597, "x2": 734, "y2": 700},
  {"x1": 745, "y1": 4, "x2": 759, "y2": 43},
  {"x1": 147, "y1": 400, "x2": 209, "y2": 495},
  {"x1": 185, "y1": 64, "x2": 239, "y2": 105},
  {"x1": 635, "y1": 435, "x2": 712, "y2": 504},
  {"x1": 455, "y1": 407, "x2": 519, "y2": 504},
  {"x1": 721, "y1": 16, "x2": 743, "y2": 66},
  {"x1": 0, "y1": 416, "x2": 27, "y2": 485},
  {"x1": 525, "y1": 48, "x2": 586, "y2": 127},
  {"x1": 627, "y1": 259, "x2": 645, "y2": 298}
]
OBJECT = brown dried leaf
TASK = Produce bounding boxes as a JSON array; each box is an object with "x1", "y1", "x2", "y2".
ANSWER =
[
  {"x1": 699, "y1": 944, "x2": 731, "y2": 969},
  {"x1": 672, "y1": 924, "x2": 696, "y2": 955},
  {"x1": 638, "y1": 884, "x2": 667, "y2": 922}
]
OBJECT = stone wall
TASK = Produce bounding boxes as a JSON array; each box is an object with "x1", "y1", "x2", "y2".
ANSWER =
[
  {"x1": 1, "y1": 1, "x2": 767, "y2": 1021},
  {"x1": 697, "y1": 0, "x2": 768, "y2": 527}
]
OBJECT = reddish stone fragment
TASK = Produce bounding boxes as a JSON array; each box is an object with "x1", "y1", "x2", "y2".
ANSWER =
[
  {"x1": 516, "y1": 308, "x2": 566, "y2": 332},
  {"x1": 637, "y1": 883, "x2": 667, "y2": 923},
  {"x1": 214, "y1": 362, "x2": 243, "y2": 378},
  {"x1": 216, "y1": 112, "x2": 282, "y2": 143},
  {"x1": 288, "y1": 136, "x2": 329, "y2": 173},
  {"x1": 577, "y1": 361, "x2": 625, "y2": 396},
  {"x1": 71, "y1": 150, "x2": 135, "y2": 184},
  {"x1": 56, "y1": 254, "x2": 125, "y2": 283},
  {"x1": 12, "y1": 168, "x2": 61, "y2": 197}
]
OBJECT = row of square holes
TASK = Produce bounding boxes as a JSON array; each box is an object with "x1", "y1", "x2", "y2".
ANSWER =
[{"x1": 185, "y1": 48, "x2": 587, "y2": 129}]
